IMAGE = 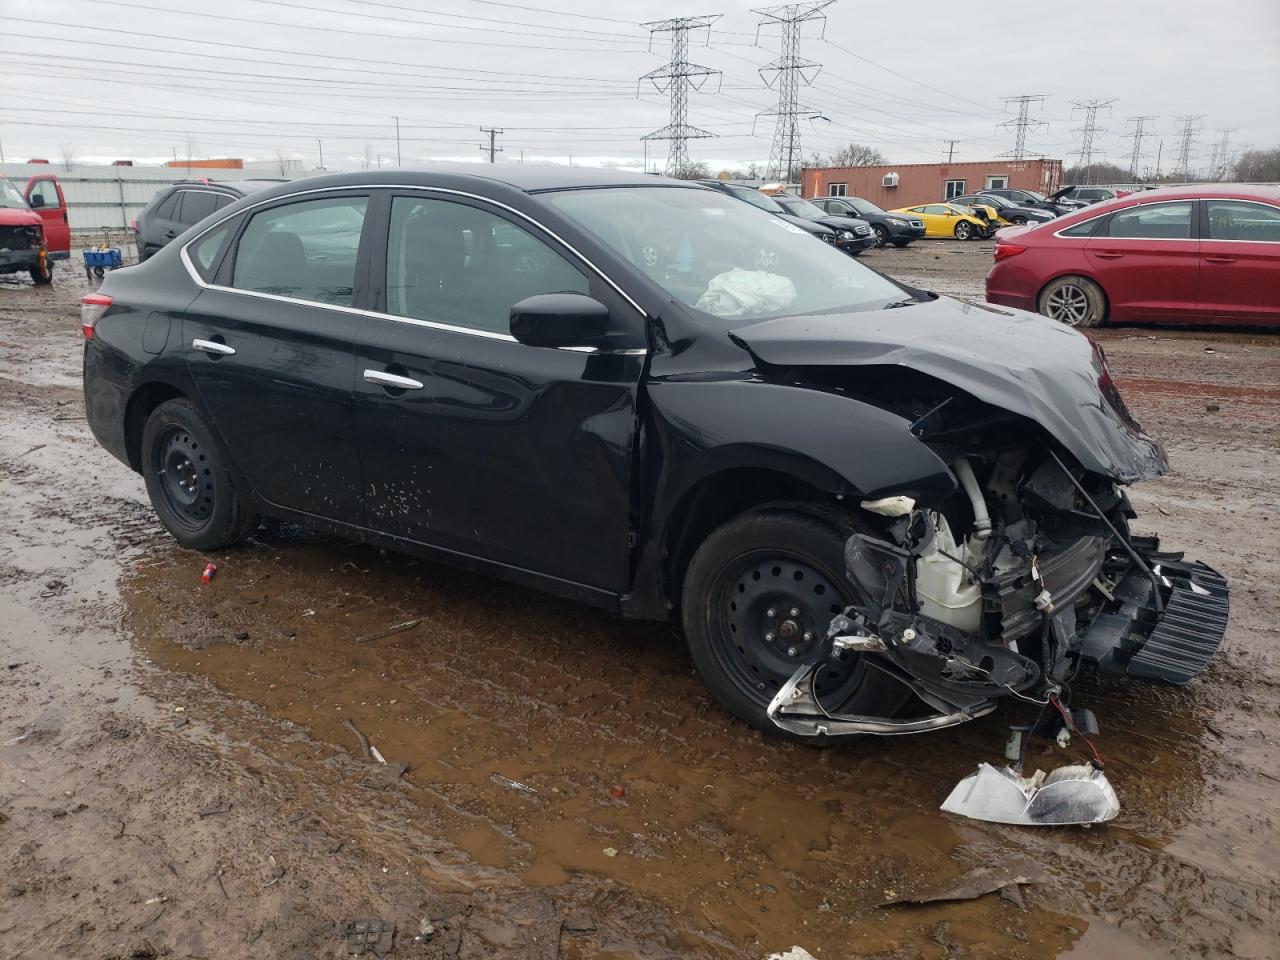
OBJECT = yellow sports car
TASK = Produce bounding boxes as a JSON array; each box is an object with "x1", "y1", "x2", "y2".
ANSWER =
[
  {"x1": 890, "y1": 203, "x2": 989, "y2": 240},
  {"x1": 951, "y1": 201, "x2": 1012, "y2": 232}
]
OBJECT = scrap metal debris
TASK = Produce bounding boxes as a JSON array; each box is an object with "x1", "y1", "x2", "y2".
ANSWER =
[
  {"x1": 342, "y1": 718, "x2": 372, "y2": 759},
  {"x1": 879, "y1": 854, "x2": 1046, "y2": 906},
  {"x1": 343, "y1": 919, "x2": 395, "y2": 956},
  {"x1": 941, "y1": 762, "x2": 1120, "y2": 826},
  {"x1": 354, "y1": 618, "x2": 424, "y2": 644},
  {"x1": 490, "y1": 773, "x2": 537, "y2": 795}
]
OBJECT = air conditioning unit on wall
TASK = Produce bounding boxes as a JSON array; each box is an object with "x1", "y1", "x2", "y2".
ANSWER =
[{"x1": 882, "y1": 172, "x2": 900, "y2": 188}]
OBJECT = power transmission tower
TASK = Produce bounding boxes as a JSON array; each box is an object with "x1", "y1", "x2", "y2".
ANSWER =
[
  {"x1": 639, "y1": 16, "x2": 722, "y2": 179},
  {"x1": 479, "y1": 126, "x2": 504, "y2": 163},
  {"x1": 1122, "y1": 116, "x2": 1155, "y2": 179},
  {"x1": 1070, "y1": 99, "x2": 1117, "y2": 183},
  {"x1": 752, "y1": 1, "x2": 835, "y2": 184},
  {"x1": 999, "y1": 95, "x2": 1047, "y2": 160},
  {"x1": 1206, "y1": 128, "x2": 1235, "y2": 181},
  {"x1": 1173, "y1": 115, "x2": 1202, "y2": 182}
]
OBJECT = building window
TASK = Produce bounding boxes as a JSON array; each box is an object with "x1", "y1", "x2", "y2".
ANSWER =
[
  {"x1": 944, "y1": 179, "x2": 966, "y2": 200},
  {"x1": 985, "y1": 175, "x2": 1008, "y2": 189},
  {"x1": 828, "y1": 182, "x2": 848, "y2": 197}
]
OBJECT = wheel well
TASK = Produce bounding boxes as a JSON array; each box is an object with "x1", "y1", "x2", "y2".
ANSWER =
[
  {"x1": 662, "y1": 468, "x2": 848, "y2": 614},
  {"x1": 1038, "y1": 273, "x2": 1110, "y2": 319},
  {"x1": 123, "y1": 382, "x2": 187, "y2": 471}
]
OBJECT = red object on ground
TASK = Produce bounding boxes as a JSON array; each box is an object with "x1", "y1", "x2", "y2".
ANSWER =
[
  {"x1": 608, "y1": 784, "x2": 625, "y2": 799},
  {"x1": 201, "y1": 563, "x2": 217, "y2": 584}
]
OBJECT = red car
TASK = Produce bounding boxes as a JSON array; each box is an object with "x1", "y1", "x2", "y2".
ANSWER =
[
  {"x1": 0, "y1": 173, "x2": 71, "y2": 284},
  {"x1": 985, "y1": 184, "x2": 1280, "y2": 327}
]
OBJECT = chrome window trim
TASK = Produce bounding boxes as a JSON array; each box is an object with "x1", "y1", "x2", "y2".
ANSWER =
[
  {"x1": 1051, "y1": 198, "x2": 1200, "y2": 242},
  {"x1": 177, "y1": 182, "x2": 650, "y2": 355},
  {"x1": 1201, "y1": 197, "x2": 1280, "y2": 245}
]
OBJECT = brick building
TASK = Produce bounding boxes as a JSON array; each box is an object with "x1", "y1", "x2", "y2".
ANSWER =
[{"x1": 800, "y1": 159, "x2": 1063, "y2": 207}]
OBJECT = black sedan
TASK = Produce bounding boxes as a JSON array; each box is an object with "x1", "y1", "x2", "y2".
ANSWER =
[
  {"x1": 81, "y1": 166, "x2": 1226, "y2": 746},
  {"x1": 694, "y1": 179, "x2": 841, "y2": 248},
  {"x1": 950, "y1": 193, "x2": 1055, "y2": 227},
  {"x1": 979, "y1": 187, "x2": 1084, "y2": 217},
  {"x1": 810, "y1": 195, "x2": 926, "y2": 247},
  {"x1": 770, "y1": 195, "x2": 878, "y2": 254}
]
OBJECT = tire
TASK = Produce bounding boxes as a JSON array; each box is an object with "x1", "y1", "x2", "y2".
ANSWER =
[
  {"x1": 30, "y1": 260, "x2": 53, "y2": 285},
  {"x1": 1038, "y1": 275, "x2": 1106, "y2": 328},
  {"x1": 891, "y1": 240, "x2": 911, "y2": 248},
  {"x1": 953, "y1": 220, "x2": 974, "y2": 240},
  {"x1": 872, "y1": 224, "x2": 888, "y2": 247},
  {"x1": 1010, "y1": 216, "x2": 1028, "y2": 226},
  {"x1": 141, "y1": 398, "x2": 256, "y2": 551},
  {"x1": 682, "y1": 507, "x2": 910, "y2": 738}
]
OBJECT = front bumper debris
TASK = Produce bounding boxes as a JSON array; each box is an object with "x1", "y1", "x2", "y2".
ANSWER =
[{"x1": 940, "y1": 762, "x2": 1119, "y2": 826}]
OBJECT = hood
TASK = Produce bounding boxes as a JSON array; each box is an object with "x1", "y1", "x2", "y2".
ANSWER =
[
  {"x1": 0, "y1": 207, "x2": 41, "y2": 228},
  {"x1": 780, "y1": 214, "x2": 833, "y2": 236},
  {"x1": 728, "y1": 297, "x2": 1168, "y2": 484},
  {"x1": 814, "y1": 215, "x2": 870, "y2": 231}
]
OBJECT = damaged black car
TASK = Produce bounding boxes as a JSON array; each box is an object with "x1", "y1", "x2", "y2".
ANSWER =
[{"x1": 82, "y1": 167, "x2": 1227, "y2": 768}]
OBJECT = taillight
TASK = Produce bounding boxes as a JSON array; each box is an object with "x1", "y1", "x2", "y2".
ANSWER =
[
  {"x1": 130, "y1": 217, "x2": 138, "y2": 231},
  {"x1": 993, "y1": 243, "x2": 1027, "y2": 262},
  {"x1": 81, "y1": 293, "x2": 112, "y2": 339}
]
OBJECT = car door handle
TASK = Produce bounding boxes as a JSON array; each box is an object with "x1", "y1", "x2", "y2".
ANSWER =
[
  {"x1": 363, "y1": 369, "x2": 424, "y2": 391},
  {"x1": 1204, "y1": 256, "x2": 1236, "y2": 264},
  {"x1": 1093, "y1": 251, "x2": 1124, "y2": 259},
  {"x1": 192, "y1": 338, "x2": 236, "y2": 356}
]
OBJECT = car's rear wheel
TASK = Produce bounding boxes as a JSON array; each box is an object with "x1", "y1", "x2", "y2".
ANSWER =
[
  {"x1": 141, "y1": 399, "x2": 256, "y2": 551},
  {"x1": 891, "y1": 240, "x2": 911, "y2": 248},
  {"x1": 1010, "y1": 215, "x2": 1028, "y2": 226},
  {"x1": 872, "y1": 225, "x2": 888, "y2": 246},
  {"x1": 682, "y1": 508, "x2": 910, "y2": 738},
  {"x1": 954, "y1": 220, "x2": 973, "y2": 240},
  {"x1": 1039, "y1": 275, "x2": 1106, "y2": 328}
]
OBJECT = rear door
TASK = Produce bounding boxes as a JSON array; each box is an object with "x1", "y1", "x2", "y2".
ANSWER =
[
  {"x1": 1084, "y1": 200, "x2": 1200, "y2": 321},
  {"x1": 182, "y1": 190, "x2": 372, "y2": 522},
  {"x1": 24, "y1": 176, "x2": 70, "y2": 257},
  {"x1": 352, "y1": 191, "x2": 645, "y2": 593},
  {"x1": 1198, "y1": 198, "x2": 1280, "y2": 325}
]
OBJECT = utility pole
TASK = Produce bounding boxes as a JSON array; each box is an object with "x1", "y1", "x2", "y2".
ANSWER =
[
  {"x1": 479, "y1": 126, "x2": 504, "y2": 163},
  {"x1": 1174, "y1": 114, "x2": 1202, "y2": 182},
  {"x1": 944, "y1": 140, "x2": 957, "y2": 163},
  {"x1": 1122, "y1": 116, "x2": 1155, "y2": 180},
  {"x1": 395, "y1": 116, "x2": 401, "y2": 166},
  {"x1": 753, "y1": 1, "x2": 834, "y2": 184},
  {"x1": 317, "y1": 139, "x2": 324, "y2": 170},
  {"x1": 999, "y1": 95, "x2": 1047, "y2": 160},
  {"x1": 1069, "y1": 98, "x2": 1116, "y2": 183},
  {"x1": 1206, "y1": 128, "x2": 1234, "y2": 181},
  {"x1": 639, "y1": 16, "x2": 722, "y2": 179}
]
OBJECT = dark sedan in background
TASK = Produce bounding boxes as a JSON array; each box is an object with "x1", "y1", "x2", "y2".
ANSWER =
[
  {"x1": 810, "y1": 195, "x2": 926, "y2": 247},
  {"x1": 695, "y1": 180, "x2": 840, "y2": 247},
  {"x1": 951, "y1": 193, "x2": 1055, "y2": 227},
  {"x1": 770, "y1": 195, "x2": 877, "y2": 254},
  {"x1": 980, "y1": 187, "x2": 1083, "y2": 217}
]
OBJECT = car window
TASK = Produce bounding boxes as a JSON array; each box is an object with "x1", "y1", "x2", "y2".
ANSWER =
[
  {"x1": 1106, "y1": 201, "x2": 1193, "y2": 240},
  {"x1": 177, "y1": 191, "x2": 218, "y2": 225},
  {"x1": 923, "y1": 204, "x2": 952, "y2": 215},
  {"x1": 231, "y1": 195, "x2": 368, "y2": 306},
  {"x1": 1206, "y1": 200, "x2": 1280, "y2": 243},
  {"x1": 732, "y1": 188, "x2": 785, "y2": 214},
  {"x1": 1058, "y1": 217, "x2": 1103, "y2": 238},
  {"x1": 189, "y1": 221, "x2": 235, "y2": 281},
  {"x1": 213, "y1": 194, "x2": 236, "y2": 210},
  {"x1": 845, "y1": 197, "x2": 883, "y2": 216},
  {"x1": 27, "y1": 179, "x2": 60, "y2": 209},
  {"x1": 154, "y1": 192, "x2": 179, "y2": 220},
  {"x1": 384, "y1": 196, "x2": 589, "y2": 335}
]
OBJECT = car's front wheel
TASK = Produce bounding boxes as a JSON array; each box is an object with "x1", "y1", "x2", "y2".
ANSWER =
[
  {"x1": 29, "y1": 259, "x2": 53, "y2": 285},
  {"x1": 1010, "y1": 215, "x2": 1028, "y2": 226},
  {"x1": 1039, "y1": 275, "x2": 1106, "y2": 328},
  {"x1": 682, "y1": 508, "x2": 910, "y2": 738},
  {"x1": 872, "y1": 225, "x2": 888, "y2": 246},
  {"x1": 953, "y1": 220, "x2": 973, "y2": 240},
  {"x1": 141, "y1": 398, "x2": 256, "y2": 550}
]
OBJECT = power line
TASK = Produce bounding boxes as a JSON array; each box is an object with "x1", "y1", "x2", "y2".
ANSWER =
[
  {"x1": 999, "y1": 95, "x2": 1047, "y2": 160},
  {"x1": 639, "y1": 16, "x2": 722, "y2": 178},
  {"x1": 479, "y1": 126, "x2": 503, "y2": 162},
  {"x1": 1174, "y1": 114, "x2": 1203, "y2": 182},
  {"x1": 1069, "y1": 98, "x2": 1117, "y2": 181},
  {"x1": 1122, "y1": 116, "x2": 1156, "y2": 179},
  {"x1": 753, "y1": 1, "x2": 834, "y2": 183}
]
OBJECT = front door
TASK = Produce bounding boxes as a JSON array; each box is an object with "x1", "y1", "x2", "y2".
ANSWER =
[
  {"x1": 1085, "y1": 200, "x2": 1200, "y2": 321},
  {"x1": 353, "y1": 192, "x2": 644, "y2": 593},
  {"x1": 24, "y1": 176, "x2": 70, "y2": 256},
  {"x1": 1198, "y1": 198, "x2": 1280, "y2": 325},
  {"x1": 183, "y1": 191, "x2": 372, "y2": 523}
]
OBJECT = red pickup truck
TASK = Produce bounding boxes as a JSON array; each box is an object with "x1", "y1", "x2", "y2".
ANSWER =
[{"x1": 0, "y1": 173, "x2": 72, "y2": 284}]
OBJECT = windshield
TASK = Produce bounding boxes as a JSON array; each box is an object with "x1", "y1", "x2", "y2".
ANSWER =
[
  {"x1": 845, "y1": 197, "x2": 884, "y2": 216},
  {"x1": 545, "y1": 186, "x2": 907, "y2": 322},
  {"x1": 730, "y1": 187, "x2": 786, "y2": 215},
  {"x1": 975, "y1": 195, "x2": 1010, "y2": 208},
  {"x1": 1022, "y1": 190, "x2": 1047, "y2": 201},
  {"x1": 0, "y1": 178, "x2": 28, "y2": 209},
  {"x1": 775, "y1": 196, "x2": 827, "y2": 219}
]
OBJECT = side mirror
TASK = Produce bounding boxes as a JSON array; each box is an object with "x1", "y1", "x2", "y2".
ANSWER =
[
  {"x1": 29, "y1": 194, "x2": 45, "y2": 209},
  {"x1": 509, "y1": 293, "x2": 610, "y2": 349}
]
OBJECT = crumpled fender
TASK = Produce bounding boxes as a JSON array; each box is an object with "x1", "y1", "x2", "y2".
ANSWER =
[{"x1": 645, "y1": 377, "x2": 956, "y2": 501}]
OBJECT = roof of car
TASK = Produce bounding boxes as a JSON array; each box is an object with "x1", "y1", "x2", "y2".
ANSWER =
[
  {"x1": 1112, "y1": 183, "x2": 1280, "y2": 203},
  {"x1": 253, "y1": 164, "x2": 688, "y2": 195}
]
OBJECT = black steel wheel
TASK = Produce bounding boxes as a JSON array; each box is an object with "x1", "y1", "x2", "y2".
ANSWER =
[
  {"x1": 141, "y1": 398, "x2": 256, "y2": 550},
  {"x1": 682, "y1": 508, "x2": 911, "y2": 737}
]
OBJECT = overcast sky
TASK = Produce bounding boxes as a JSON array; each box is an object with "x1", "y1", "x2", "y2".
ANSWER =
[{"x1": 1, "y1": 0, "x2": 1277, "y2": 174}]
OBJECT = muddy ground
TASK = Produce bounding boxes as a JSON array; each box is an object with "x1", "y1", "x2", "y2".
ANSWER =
[{"x1": 1, "y1": 241, "x2": 1277, "y2": 960}]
